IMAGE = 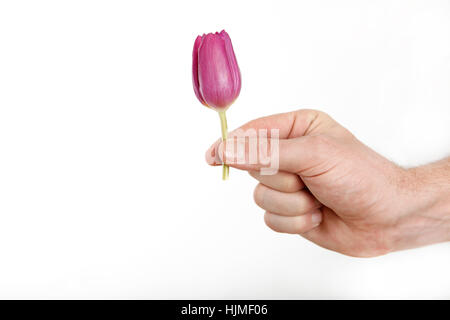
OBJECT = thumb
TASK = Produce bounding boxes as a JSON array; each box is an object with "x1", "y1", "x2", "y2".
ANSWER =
[
  {"x1": 205, "y1": 109, "x2": 341, "y2": 175},
  {"x1": 215, "y1": 134, "x2": 331, "y2": 175}
]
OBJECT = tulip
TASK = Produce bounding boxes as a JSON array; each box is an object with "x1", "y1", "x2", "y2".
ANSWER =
[{"x1": 192, "y1": 30, "x2": 241, "y2": 180}]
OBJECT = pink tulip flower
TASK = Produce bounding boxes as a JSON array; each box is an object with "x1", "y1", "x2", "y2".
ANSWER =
[
  {"x1": 192, "y1": 30, "x2": 241, "y2": 180},
  {"x1": 192, "y1": 30, "x2": 241, "y2": 110}
]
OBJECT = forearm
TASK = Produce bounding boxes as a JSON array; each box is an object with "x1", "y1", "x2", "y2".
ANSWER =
[{"x1": 391, "y1": 157, "x2": 450, "y2": 251}]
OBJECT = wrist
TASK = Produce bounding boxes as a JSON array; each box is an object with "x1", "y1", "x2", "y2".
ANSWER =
[{"x1": 389, "y1": 161, "x2": 450, "y2": 251}]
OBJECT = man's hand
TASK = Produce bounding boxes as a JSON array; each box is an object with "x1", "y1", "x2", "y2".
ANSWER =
[{"x1": 205, "y1": 110, "x2": 450, "y2": 257}]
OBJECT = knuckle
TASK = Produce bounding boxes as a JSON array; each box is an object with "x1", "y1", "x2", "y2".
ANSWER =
[
  {"x1": 296, "y1": 109, "x2": 331, "y2": 123},
  {"x1": 283, "y1": 177, "x2": 300, "y2": 192},
  {"x1": 263, "y1": 212, "x2": 281, "y2": 233},
  {"x1": 296, "y1": 108, "x2": 319, "y2": 118},
  {"x1": 293, "y1": 217, "x2": 309, "y2": 234},
  {"x1": 299, "y1": 193, "x2": 320, "y2": 213},
  {"x1": 263, "y1": 212, "x2": 274, "y2": 228},
  {"x1": 253, "y1": 184, "x2": 265, "y2": 208}
]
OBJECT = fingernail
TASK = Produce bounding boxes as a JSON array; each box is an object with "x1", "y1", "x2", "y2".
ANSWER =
[
  {"x1": 219, "y1": 141, "x2": 234, "y2": 163},
  {"x1": 311, "y1": 212, "x2": 322, "y2": 226},
  {"x1": 205, "y1": 139, "x2": 222, "y2": 165},
  {"x1": 205, "y1": 148, "x2": 215, "y2": 165}
]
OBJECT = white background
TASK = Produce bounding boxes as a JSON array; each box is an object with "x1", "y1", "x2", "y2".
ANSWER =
[{"x1": 0, "y1": 0, "x2": 449, "y2": 299}]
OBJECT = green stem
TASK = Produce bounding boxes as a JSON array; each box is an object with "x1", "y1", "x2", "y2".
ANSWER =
[{"x1": 219, "y1": 111, "x2": 229, "y2": 180}]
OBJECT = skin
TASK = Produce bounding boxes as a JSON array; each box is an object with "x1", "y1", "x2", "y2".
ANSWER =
[{"x1": 205, "y1": 109, "x2": 450, "y2": 257}]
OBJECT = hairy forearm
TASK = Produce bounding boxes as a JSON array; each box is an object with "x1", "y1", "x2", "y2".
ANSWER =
[{"x1": 391, "y1": 158, "x2": 450, "y2": 251}]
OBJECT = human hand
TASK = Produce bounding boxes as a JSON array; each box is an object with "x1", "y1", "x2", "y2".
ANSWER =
[{"x1": 205, "y1": 110, "x2": 450, "y2": 257}]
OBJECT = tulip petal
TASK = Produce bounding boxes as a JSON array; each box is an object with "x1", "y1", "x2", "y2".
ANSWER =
[
  {"x1": 192, "y1": 35, "x2": 207, "y2": 106},
  {"x1": 220, "y1": 30, "x2": 241, "y2": 102}
]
